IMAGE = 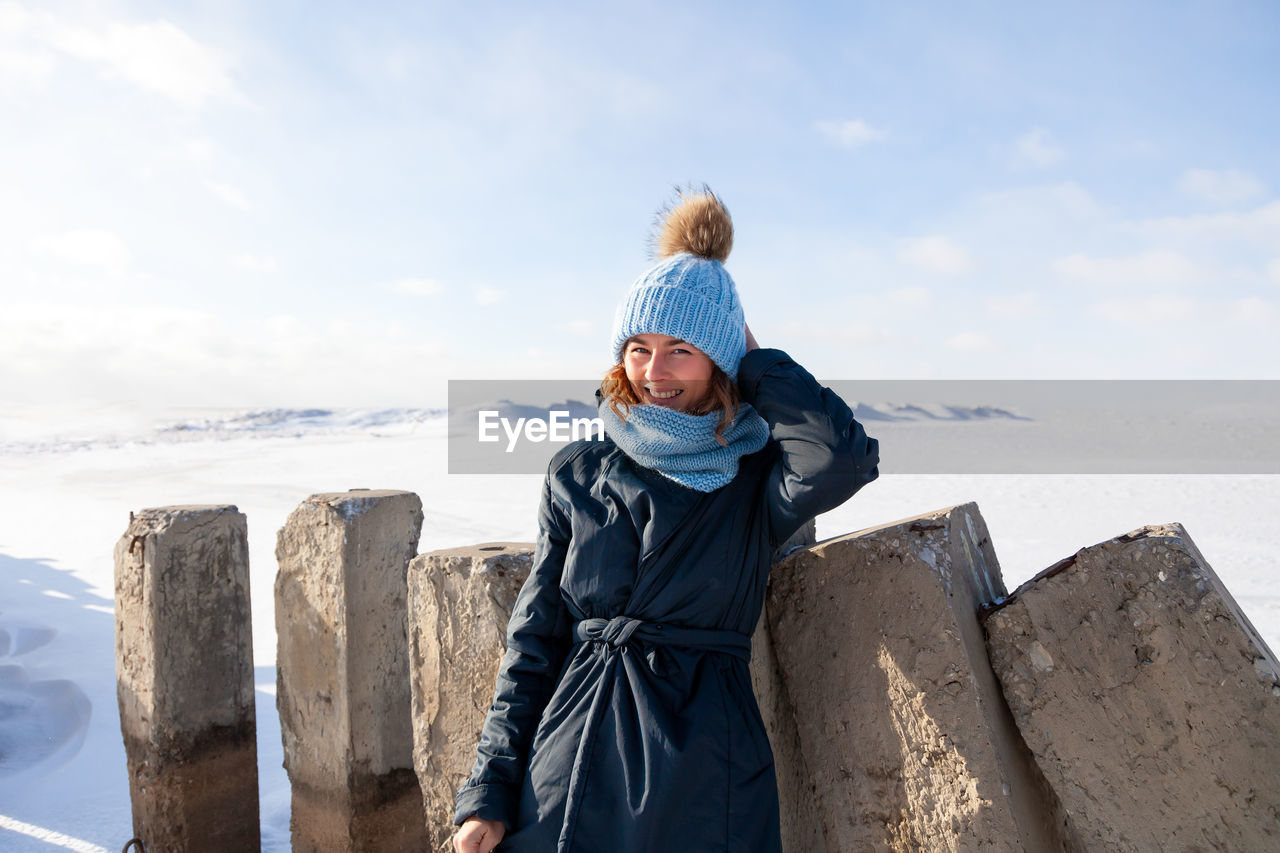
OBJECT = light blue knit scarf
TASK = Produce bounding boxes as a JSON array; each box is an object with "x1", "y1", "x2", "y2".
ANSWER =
[{"x1": 597, "y1": 395, "x2": 770, "y2": 492}]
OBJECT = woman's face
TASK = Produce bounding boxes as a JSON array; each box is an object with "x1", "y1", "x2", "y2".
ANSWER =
[{"x1": 623, "y1": 333, "x2": 715, "y2": 412}]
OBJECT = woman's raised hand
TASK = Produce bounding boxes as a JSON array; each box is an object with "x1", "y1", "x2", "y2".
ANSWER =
[
  {"x1": 744, "y1": 321, "x2": 760, "y2": 352},
  {"x1": 454, "y1": 816, "x2": 505, "y2": 853}
]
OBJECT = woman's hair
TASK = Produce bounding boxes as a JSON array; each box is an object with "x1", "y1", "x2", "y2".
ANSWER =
[{"x1": 600, "y1": 360, "x2": 742, "y2": 445}]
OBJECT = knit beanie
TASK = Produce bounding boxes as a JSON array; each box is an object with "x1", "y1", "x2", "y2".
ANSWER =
[{"x1": 609, "y1": 189, "x2": 746, "y2": 377}]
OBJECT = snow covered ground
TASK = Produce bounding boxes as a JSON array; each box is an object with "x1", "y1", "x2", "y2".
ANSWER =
[{"x1": 0, "y1": 406, "x2": 1276, "y2": 851}]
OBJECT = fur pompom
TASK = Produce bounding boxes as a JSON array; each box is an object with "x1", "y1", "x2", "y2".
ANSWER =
[{"x1": 654, "y1": 186, "x2": 733, "y2": 262}]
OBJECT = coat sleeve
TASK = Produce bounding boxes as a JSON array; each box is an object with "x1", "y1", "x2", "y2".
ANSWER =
[
  {"x1": 736, "y1": 347, "x2": 879, "y2": 548},
  {"x1": 454, "y1": 467, "x2": 574, "y2": 829}
]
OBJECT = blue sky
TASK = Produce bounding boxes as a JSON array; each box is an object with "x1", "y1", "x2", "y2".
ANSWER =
[{"x1": 1, "y1": 0, "x2": 1277, "y2": 410}]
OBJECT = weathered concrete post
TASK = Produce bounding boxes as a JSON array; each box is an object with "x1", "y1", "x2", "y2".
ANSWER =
[
  {"x1": 114, "y1": 505, "x2": 260, "y2": 852},
  {"x1": 766, "y1": 503, "x2": 1079, "y2": 852},
  {"x1": 984, "y1": 522, "x2": 1280, "y2": 850},
  {"x1": 275, "y1": 490, "x2": 425, "y2": 852},
  {"x1": 750, "y1": 518, "x2": 824, "y2": 853},
  {"x1": 407, "y1": 542, "x2": 534, "y2": 848}
]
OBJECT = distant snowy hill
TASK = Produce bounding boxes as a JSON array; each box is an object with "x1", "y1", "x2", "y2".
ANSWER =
[
  {"x1": 850, "y1": 402, "x2": 1031, "y2": 422},
  {"x1": 457, "y1": 398, "x2": 1031, "y2": 427},
  {"x1": 0, "y1": 407, "x2": 446, "y2": 455},
  {"x1": 0, "y1": 401, "x2": 1031, "y2": 457}
]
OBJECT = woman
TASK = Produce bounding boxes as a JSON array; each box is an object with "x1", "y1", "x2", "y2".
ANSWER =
[{"x1": 453, "y1": 188, "x2": 879, "y2": 853}]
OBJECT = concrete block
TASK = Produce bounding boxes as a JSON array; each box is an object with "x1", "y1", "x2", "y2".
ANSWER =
[
  {"x1": 751, "y1": 517, "x2": 825, "y2": 853},
  {"x1": 275, "y1": 489, "x2": 424, "y2": 852},
  {"x1": 984, "y1": 523, "x2": 1280, "y2": 850},
  {"x1": 408, "y1": 542, "x2": 533, "y2": 848},
  {"x1": 766, "y1": 503, "x2": 1075, "y2": 852},
  {"x1": 114, "y1": 505, "x2": 259, "y2": 852}
]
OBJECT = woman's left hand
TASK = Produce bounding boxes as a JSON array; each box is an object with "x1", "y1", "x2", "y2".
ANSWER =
[
  {"x1": 454, "y1": 816, "x2": 505, "y2": 853},
  {"x1": 744, "y1": 322, "x2": 760, "y2": 352}
]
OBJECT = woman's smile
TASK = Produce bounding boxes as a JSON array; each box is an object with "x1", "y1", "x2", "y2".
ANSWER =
[{"x1": 645, "y1": 385, "x2": 685, "y2": 403}]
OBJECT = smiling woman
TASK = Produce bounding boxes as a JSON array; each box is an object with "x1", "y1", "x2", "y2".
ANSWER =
[{"x1": 451, "y1": 188, "x2": 880, "y2": 853}]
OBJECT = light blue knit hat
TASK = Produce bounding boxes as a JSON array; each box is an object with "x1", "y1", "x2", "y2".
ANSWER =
[{"x1": 610, "y1": 189, "x2": 746, "y2": 377}]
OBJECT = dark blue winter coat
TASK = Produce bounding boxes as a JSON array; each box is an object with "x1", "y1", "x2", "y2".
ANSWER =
[{"x1": 455, "y1": 348, "x2": 880, "y2": 851}]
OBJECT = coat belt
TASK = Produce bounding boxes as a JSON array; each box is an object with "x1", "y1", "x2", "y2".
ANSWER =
[
  {"x1": 572, "y1": 615, "x2": 752, "y2": 662},
  {"x1": 557, "y1": 615, "x2": 753, "y2": 850}
]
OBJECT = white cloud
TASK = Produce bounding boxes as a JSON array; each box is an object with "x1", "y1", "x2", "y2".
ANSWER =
[
  {"x1": 974, "y1": 182, "x2": 1102, "y2": 222},
  {"x1": 474, "y1": 286, "x2": 505, "y2": 305},
  {"x1": 1054, "y1": 250, "x2": 1204, "y2": 287},
  {"x1": 341, "y1": 31, "x2": 668, "y2": 160},
  {"x1": 897, "y1": 236, "x2": 973, "y2": 274},
  {"x1": 1089, "y1": 294, "x2": 1197, "y2": 325},
  {"x1": 0, "y1": 1, "x2": 26, "y2": 31},
  {"x1": 0, "y1": 46, "x2": 54, "y2": 81},
  {"x1": 234, "y1": 253, "x2": 276, "y2": 272},
  {"x1": 1128, "y1": 201, "x2": 1280, "y2": 247},
  {"x1": 1269, "y1": 258, "x2": 1280, "y2": 284},
  {"x1": 885, "y1": 286, "x2": 931, "y2": 307},
  {"x1": 1089, "y1": 294, "x2": 1274, "y2": 329},
  {"x1": 203, "y1": 179, "x2": 251, "y2": 210},
  {"x1": 1177, "y1": 169, "x2": 1265, "y2": 206},
  {"x1": 1, "y1": 7, "x2": 241, "y2": 105},
  {"x1": 0, "y1": 302, "x2": 449, "y2": 407},
  {"x1": 814, "y1": 119, "x2": 887, "y2": 150},
  {"x1": 779, "y1": 320, "x2": 894, "y2": 348},
  {"x1": 31, "y1": 228, "x2": 132, "y2": 271},
  {"x1": 0, "y1": 1, "x2": 35, "y2": 45},
  {"x1": 387, "y1": 278, "x2": 444, "y2": 296},
  {"x1": 985, "y1": 291, "x2": 1046, "y2": 318},
  {"x1": 1228, "y1": 297, "x2": 1275, "y2": 326},
  {"x1": 180, "y1": 137, "x2": 221, "y2": 165},
  {"x1": 0, "y1": 3, "x2": 53, "y2": 83},
  {"x1": 554, "y1": 318, "x2": 595, "y2": 337},
  {"x1": 945, "y1": 332, "x2": 996, "y2": 352},
  {"x1": 1013, "y1": 128, "x2": 1065, "y2": 169},
  {"x1": 43, "y1": 16, "x2": 242, "y2": 108}
]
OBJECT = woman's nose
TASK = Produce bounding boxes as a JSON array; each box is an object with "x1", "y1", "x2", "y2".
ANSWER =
[{"x1": 646, "y1": 352, "x2": 671, "y2": 379}]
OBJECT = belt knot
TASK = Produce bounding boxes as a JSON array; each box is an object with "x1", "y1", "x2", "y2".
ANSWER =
[
  {"x1": 574, "y1": 615, "x2": 646, "y2": 649},
  {"x1": 571, "y1": 615, "x2": 750, "y2": 663},
  {"x1": 600, "y1": 615, "x2": 643, "y2": 647}
]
